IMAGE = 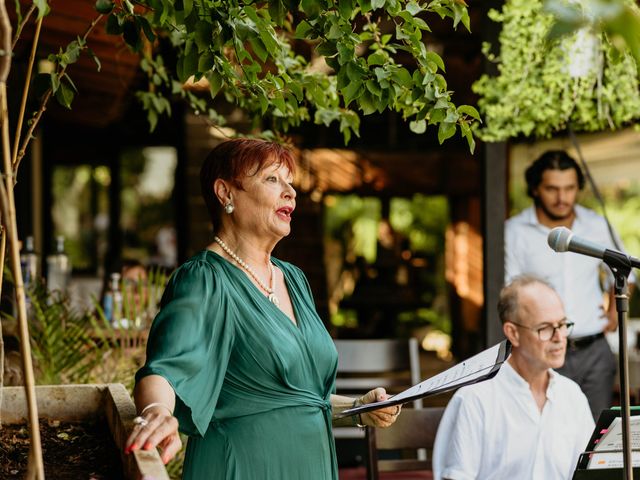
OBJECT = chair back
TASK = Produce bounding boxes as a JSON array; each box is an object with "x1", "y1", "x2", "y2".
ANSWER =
[
  {"x1": 334, "y1": 338, "x2": 422, "y2": 400},
  {"x1": 333, "y1": 338, "x2": 422, "y2": 445},
  {"x1": 365, "y1": 407, "x2": 445, "y2": 480}
]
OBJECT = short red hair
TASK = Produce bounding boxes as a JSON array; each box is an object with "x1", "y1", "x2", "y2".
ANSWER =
[{"x1": 199, "y1": 138, "x2": 296, "y2": 231}]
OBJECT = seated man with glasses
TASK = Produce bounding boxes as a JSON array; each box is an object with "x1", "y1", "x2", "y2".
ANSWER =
[{"x1": 433, "y1": 275, "x2": 594, "y2": 480}]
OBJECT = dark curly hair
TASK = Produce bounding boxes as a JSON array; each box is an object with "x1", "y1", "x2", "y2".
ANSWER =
[{"x1": 524, "y1": 150, "x2": 585, "y2": 199}]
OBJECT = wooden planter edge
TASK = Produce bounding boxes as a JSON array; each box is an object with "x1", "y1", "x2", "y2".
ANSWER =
[{"x1": 1, "y1": 384, "x2": 170, "y2": 480}]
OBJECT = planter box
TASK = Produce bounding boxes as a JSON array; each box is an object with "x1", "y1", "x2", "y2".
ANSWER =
[{"x1": 1, "y1": 384, "x2": 169, "y2": 480}]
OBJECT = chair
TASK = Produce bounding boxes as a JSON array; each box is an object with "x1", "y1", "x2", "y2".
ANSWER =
[
  {"x1": 365, "y1": 407, "x2": 445, "y2": 480},
  {"x1": 333, "y1": 338, "x2": 422, "y2": 468}
]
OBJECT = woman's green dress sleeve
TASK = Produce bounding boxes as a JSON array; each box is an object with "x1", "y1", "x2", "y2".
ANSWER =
[{"x1": 136, "y1": 259, "x2": 235, "y2": 436}]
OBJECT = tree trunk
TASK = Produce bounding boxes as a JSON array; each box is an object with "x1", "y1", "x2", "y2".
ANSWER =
[{"x1": 0, "y1": 1, "x2": 45, "y2": 478}]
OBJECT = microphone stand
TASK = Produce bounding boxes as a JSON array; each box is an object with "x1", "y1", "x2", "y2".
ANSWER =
[{"x1": 603, "y1": 249, "x2": 634, "y2": 480}]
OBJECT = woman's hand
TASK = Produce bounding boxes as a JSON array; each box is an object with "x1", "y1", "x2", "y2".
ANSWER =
[
  {"x1": 124, "y1": 406, "x2": 182, "y2": 464},
  {"x1": 358, "y1": 387, "x2": 401, "y2": 428}
]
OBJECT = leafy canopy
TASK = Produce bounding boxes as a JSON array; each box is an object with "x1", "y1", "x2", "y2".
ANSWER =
[{"x1": 29, "y1": 0, "x2": 480, "y2": 150}]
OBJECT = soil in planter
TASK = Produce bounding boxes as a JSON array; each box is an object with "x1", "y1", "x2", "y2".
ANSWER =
[{"x1": 0, "y1": 418, "x2": 125, "y2": 479}]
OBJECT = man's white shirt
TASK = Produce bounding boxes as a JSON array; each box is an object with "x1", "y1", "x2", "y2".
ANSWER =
[
  {"x1": 504, "y1": 205, "x2": 632, "y2": 337},
  {"x1": 432, "y1": 361, "x2": 594, "y2": 480}
]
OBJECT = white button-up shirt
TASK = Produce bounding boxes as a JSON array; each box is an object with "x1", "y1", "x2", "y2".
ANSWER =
[
  {"x1": 433, "y1": 361, "x2": 594, "y2": 480},
  {"x1": 505, "y1": 205, "x2": 632, "y2": 337}
]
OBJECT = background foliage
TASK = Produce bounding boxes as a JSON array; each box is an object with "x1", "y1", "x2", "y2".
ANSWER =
[{"x1": 474, "y1": 0, "x2": 640, "y2": 142}]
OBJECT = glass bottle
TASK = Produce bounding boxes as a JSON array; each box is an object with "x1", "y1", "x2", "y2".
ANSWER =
[
  {"x1": 46, "y1": 235, "x2": 71, "y2": 299},
  {"x1": 20, "y1": 236, "x2": 39, "y2": 288},
  {"x1": 107, "y1": 272, "x2": 123, "y2": 328}
]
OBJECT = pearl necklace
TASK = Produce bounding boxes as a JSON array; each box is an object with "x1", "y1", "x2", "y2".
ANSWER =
[{"x1": 214, "y1": 236, "x2": 280, "y2": 307}]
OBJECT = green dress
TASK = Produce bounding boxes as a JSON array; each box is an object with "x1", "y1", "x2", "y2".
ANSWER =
[{"x1": 136, "y1": 250, "x2": 339, "y2": 479}]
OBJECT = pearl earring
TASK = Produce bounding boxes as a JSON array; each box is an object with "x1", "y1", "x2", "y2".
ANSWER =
[{"x1": 224, "y1": 202, "x2": 234, "y2": 214}]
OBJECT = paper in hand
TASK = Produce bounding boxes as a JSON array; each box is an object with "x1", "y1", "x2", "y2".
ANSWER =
[{"x1": 336, "y1": 339, "x2": 511, "y2": 418}]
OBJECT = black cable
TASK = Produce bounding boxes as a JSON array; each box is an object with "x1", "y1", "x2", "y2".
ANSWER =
[{"x1": 568, "y1": 124, "x2": 623, "y2": 251}]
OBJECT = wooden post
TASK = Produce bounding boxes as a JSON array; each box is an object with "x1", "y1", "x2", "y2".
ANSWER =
[
  {"x1": 0, "y1": 1, "x2": 45, "y2": 478},
  {"x1": 482, "y1": 143, "x2": 507, "y2": 348}
]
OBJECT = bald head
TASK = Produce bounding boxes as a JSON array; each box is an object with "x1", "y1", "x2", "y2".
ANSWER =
[
  {"x1": 500, "y1": 276, "x2": 568, "y2": 374},
  {"x1": 498, "y1": 275, "x2": 560, "y2": 326}
]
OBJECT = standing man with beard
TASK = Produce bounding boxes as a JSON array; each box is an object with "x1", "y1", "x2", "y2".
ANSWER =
[{"x1": 505, "y1": 150, "x2": 633, "y2": 420}]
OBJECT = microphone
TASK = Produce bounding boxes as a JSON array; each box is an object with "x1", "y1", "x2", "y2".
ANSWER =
[{"x1": 547, "y1": 227, "x2": 640, "y2": 268}]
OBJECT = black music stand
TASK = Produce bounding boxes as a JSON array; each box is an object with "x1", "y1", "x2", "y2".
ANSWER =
[
  {"x1": 603, "y1": 250, "x2": 635, "y2": 480},
  {"x1": 573, "y1": 408, "x2": 640, "y2": 479}
]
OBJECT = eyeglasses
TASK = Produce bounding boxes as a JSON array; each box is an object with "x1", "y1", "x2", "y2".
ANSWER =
[{"x1": 509, "y1": 320, "x2": 575, "y2": 341}]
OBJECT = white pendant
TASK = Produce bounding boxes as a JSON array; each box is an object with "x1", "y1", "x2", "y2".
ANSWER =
[{"x1": 268, "y1": 293, "x2": 280, "y2": 307}]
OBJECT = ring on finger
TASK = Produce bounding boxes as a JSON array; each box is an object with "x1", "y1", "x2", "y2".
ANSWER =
[
  {"x1": 394, "y1": 406, "x2": 400, "y2": 416},
  {"x1": 133, "y1": 416, "x2": 149, "y2": 427}
]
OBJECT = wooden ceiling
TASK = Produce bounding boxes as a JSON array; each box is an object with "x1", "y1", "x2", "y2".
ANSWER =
[
  {"x1": 10, "y1": 0, "x2": 141, "y2": 127},
  {"x1": 299, "y1": 146, "x2": 481, "y2": 197}
]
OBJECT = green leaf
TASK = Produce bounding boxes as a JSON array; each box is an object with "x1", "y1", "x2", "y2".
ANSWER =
[
  {"x1": 438, "y1": 121, "x2": 456, "y2": 144},
  {"x1": 206, "y1": 70, "x2": 224, "y2": 98},
  {"x1": 183, "y1": 0, "x2": 193, "y2": 17},
  {"x1": 34, "y1": 0, "x2": 50, "y2": 19},
  {"x1": 269, "y1": 0, "x2": 285, "y2": 25},
  {"x1": 342, "y1": 80, "x2": 363, "y2": 106},
  {"x1": 317, "y1": 41, "x2": 338, "y2": 57},
  {"x1": 301, "y1": 0, "x2": 322, "y2": 18},
  {"x1": 64, "y1": 41, "x2": 81, "y2": 65},
  {"x1": 460, "y1": 121, "x2": 475, "y2": 153},
  {"x1": 95, "y1": 0, "x2": 114, "y2": 14},
  {"x1": 337, "y1": 42, "x2": 354, "y2": 65},
  {"x1": 409, "y1": 119, "x2": 426, "y2": 134},
  {"x1": 55, "y1": 80, "x2": 75, "y2": 109},
  {"x1": 371, "y1": 0, "x2": 385, "y2": 10},
  {"x1": 359, "y1": 90, "x2": 377, "y2": 115},
  {"x1": 147, "y1": 108, "x2": 159, "y2": 132},
  {"x1": 457, "y1": 104, "x2": 481, "y2": 121},
  {"x1": 428, "y1": 107, "x2": 446, "y2": 124},
  {"x1": 272, "y1": 93, "x2": 287, "y2": 114},
  {"x1": 248, "y1": 36, "x2": 268, "y2": 63},
  {"x1": 366, "y1": 79, "x2": 382, "y2": 97},
  {"x1": 123, "y1": 19, "x2": 142, "y2": 51},
  {"x1": 392, "y1": 67, "x2": 412, "y2": 88},
  {"x1": 105, "y1": 14, "x2": 123, "y2": 35},
  {"x1": 367, "y1": 51, "x2": 386, "y2": 66},
  {"x1": 176, "y1": 49, "x2": 199, "y2": 82},
  {"x1": 198, "y1": 51, "x2": 215, "y2": 71},
  {"x1": 426, "y1": 51, "x2": 445, "y2": 72},
  {"x1": 406, "y1": 1, "x2": 421, "y2": 16},
  {"x1": 137, "y1": 16, "x2": 156, "y2": 43},
  {"x1": 295, "y1": 21, "x2": 314, "y2": 39},
  {"x1": 194, "y1": 20, "x2": 213, "y2": 52},
  {"x1": 63, "y1": 73, "x2": 78, "y2": 92},
  {"x1": 338, "y1": 0, "x2": 353, "y2": 20},
  {"x1": 49, "y1": 73, "x2": 60, "y2": 93}
]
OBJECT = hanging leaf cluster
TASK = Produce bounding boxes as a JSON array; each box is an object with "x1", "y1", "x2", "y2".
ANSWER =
[
  {"x1": 473, "y1": 0, "x2": 640, "y2": 142},
  {"x1": 94, "y1": 0, "x2": 479, "y2": 149}
]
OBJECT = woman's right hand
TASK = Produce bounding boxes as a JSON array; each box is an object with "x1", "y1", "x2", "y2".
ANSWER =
[{"x1": 124, "y1": 406, "x2": 182, "y2": 465}]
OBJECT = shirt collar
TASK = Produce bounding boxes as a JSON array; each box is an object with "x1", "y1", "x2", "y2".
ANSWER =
[
  {"x1": 522, "y1": 205, "x2": 585, "y2": 232},
  {"x1": 502, "y1": 359, "x2": 558, "y2": 401}
]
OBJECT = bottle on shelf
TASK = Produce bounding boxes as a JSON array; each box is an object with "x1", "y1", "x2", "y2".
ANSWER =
[
  {"x1": 46, "y1": 235, "x2": 71, "y2": 300},
  {"x1": 104, "y1": 272, "x2": 124, "y2": 328},
  {"x1": 20, "y1": 235, "x2": 39, "y2": 289}
]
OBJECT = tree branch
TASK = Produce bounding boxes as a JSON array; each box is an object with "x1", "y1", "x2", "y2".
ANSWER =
[
  {"x1": 14, "y1": 13, "x2": 103, "y2": 171},
  {"x1": 0, "y1": 0, "x2": 11, "y2": 82},
  {"x1": 12, "y1": 16, "x2": 43, "y2": 169},
  {"x1": 11, "y1": 3, "x2": 36, "y2": 50}
]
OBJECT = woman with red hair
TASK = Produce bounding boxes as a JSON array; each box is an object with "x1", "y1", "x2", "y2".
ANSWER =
[{"x1": 125, "y1": 138, "x2": 400, "y2": 479}]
